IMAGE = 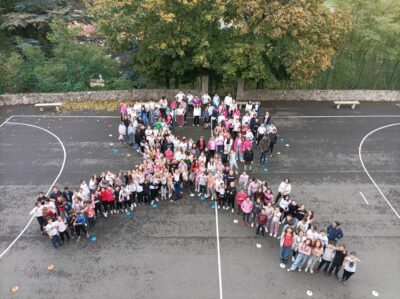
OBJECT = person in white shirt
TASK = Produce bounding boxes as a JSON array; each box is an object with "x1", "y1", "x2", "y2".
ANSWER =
[
  {"x1": 275, "y1": 178, "x2": 291, "y2": 204},
  {"x1": 224, "y1": 92, "x2": 233, "y2": 109},
  {"x1": 306, "y1": 225, "x2": 319, "y2": 241},
  {"x1": 55, "y1": 215, "x2": 70, "y2": 242},
  {"x1": 202, "y1": 93, "x2": 211, "y2": 107},
  {"x1": 193, "y1": 105, "x2": 201, "y2": 126},
  {"x1": 45, "y1": 219, "x2": 62, "y2": 249},
  {"x1": 30, "y1": 202, "x2": 45, "y2": 233},
  {"x1": 213, "y1": 93, "x2": 220, "y2": 107},
  {"x1": 175, "y1": 91, "x2": 185, "y2": 103},
  {"x1": 187, "y1": 92, "x2": 194, "y2": 109}
]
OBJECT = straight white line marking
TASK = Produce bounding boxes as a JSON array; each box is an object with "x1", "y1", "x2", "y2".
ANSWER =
[
  {"x1": 214, "y1": 204, "x2": 223, "y2": 299},
  {"x1": 359, "y1": 123, "x2": 400, "y2": 220},
  {"x1": 9, "y1": 114, "x2": 400, "y2": 119},
  {"x1": 0, "y1": 121, "x2": 67, "y2": 259},
  {"x1": 359, "y1": 192, "x2": 369, "y2": 205},
  {"x1": 0, "y1": 115, "x2": 14, "y2": 128}
]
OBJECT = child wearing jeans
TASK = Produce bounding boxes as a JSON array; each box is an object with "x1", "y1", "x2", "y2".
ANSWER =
[
  {"x1": 269, "y1": 208, "x2": 282, "y2": 238},
  {"x1": 305, "y1": 239, "x2": 324, "y2": 274},
  {"x1": 288, "y1": 238, "x2": 313, "y2": 272},
  {"x1": 316, "y1": 241, "x2": 336, "y2": 273}
]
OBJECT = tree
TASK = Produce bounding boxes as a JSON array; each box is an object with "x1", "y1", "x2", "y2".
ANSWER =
[
  {"x1": 0, "y1": 19, "x2": 129, "y2": 93},
  {"x1": 92, "y1": 0, "x2": 351, "y2": 90},
  {"x1": 92, "y1": 0, "x2": 228, "y2": 88}
]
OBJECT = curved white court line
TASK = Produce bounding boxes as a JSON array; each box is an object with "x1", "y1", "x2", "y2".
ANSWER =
[
  {"x1": 359, "y1": 123, "x2": 400, "y2": 220},
  {"x1": 0, "y1": 121, "x2": 67, "y2": 259}
]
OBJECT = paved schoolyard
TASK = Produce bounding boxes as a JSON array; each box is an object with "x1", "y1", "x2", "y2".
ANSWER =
[{"x1": 0, "y1": 101, "x2": 399, "y2": 299}]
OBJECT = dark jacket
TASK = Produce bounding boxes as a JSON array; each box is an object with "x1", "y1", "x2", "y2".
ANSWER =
[
  {"x1": 243, "y1": 149, "x2": 254, "y2": 162},
  {"x1": 269, "y1": 132, "x2": 277, "y2": 145},
  {"x1": 259, "y1": 136, "x2": 271, "y2": 151},
  {"x1": 327, "y1": 225, "x2": 344, "y2": 242}
]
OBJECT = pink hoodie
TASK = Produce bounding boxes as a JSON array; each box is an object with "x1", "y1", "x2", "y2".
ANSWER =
[{"x1": 241, "y1": 199, "x2": 253, "y2": 214}]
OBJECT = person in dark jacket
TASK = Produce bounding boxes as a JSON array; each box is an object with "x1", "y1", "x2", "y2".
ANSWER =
[
  {"x1": 259, "y1": 134, "x2": 270, "y2": 164},
  {"x1": 328, "y1": 243, "x2": 347, "y2": 279},
  {"x1": 327, "y1": 221, "x2": 344, "y2": 244},
  {"x1": 267, "y1": 128, "x2": 278, "y2": 155},
  {"x1": 256, "y1": 209, "x2": 268, "y2": 236},
  {"x1": 243, "y1": 146, "x2": 254, "y2": 172},
  {"x1": 226, "y1": 181, "x2": 237, "y2": 213}
]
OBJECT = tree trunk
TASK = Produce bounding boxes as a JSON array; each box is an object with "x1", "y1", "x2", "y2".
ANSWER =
[
  {"x1": 236, "y1": 77, "x2": 245, "y2": 100},
  {"x1": 201, "y1": 73, "x2": 209, "y2": 95},
  {"x1": 165, "y1": 73, "x2": 170, "y2": 89},
  {"x1": 174, "y1": 75, "x2": 179, "y2": 89}
]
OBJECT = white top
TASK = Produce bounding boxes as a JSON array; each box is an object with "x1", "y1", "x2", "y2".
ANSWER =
[
  {"x1": 175, "y1": 92, "x2": 185, "y2": 102},
  {"x1": 224, "y1": 96, "x2": 233, "y2": 106},
  {"x1": 344, "y1": 256, "x2": 359, "y2": 272},
  {"x1": 45, "y1": 223, "x2": 58, "y2": 237},
  {"x1": 306, "y1": 229, "x2": 319, "y2": 241},
  {"x1": 193, "y1": 107, "x2": 202, "y2": 116},
  {"x1": 30, "y1": 205, "x2": 44, "y2": 217},
  {"x1": 278, "y1": 182, "x2": 291, "y2": 195},
  {"x1": 55, "y1": 220, "x2": 67, "y2": 232},
  {"x1": 202, "y1": 94, "x2": 211, "y2": 104}
]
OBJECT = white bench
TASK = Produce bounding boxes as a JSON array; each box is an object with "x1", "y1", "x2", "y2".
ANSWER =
[
  {"x1": 34, "y1": 102, "x2": 63, "y2": 112},
  {"x1": 334, "y1": 100, "x2": 360, "y2": 109}
]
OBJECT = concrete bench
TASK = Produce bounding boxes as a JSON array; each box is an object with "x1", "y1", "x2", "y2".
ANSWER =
[
  {"x1": 334, "y1": 100, "x2": 360, "y2": 109},
  {"x1": 34, "y1": 102, "x2": 63, "y2": 112}
]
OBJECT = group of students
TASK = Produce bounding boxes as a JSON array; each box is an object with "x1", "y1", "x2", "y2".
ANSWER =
[{"x1": 31, "y1": 91, "x2": 359, "y2": 283}]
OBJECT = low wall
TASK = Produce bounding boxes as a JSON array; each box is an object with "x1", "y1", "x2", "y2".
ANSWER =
[
  {"x1": 1, "y1": 89, "x2": 399, "y2": 106},
  {"x1": 0, "y1": 89, "x2": 201, "y2": 106},
  {"x1": 238, "y1": 89, "x2": 400, "y2": 102}
]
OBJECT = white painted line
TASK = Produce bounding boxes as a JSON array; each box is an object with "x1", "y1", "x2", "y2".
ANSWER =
[
  {"x1": 359, "y1": 123, "x2": 400, "y2": 220},
  {"x1": 214, "y1": 203, "x2": 223, "y2": 299},
  {"x1": 359, "y1": 192, "x2": 369, "y2": 205},
  {"x1": 0, "y1": 115, "x2": 14, "y2": 128},
  {"x1": 9, "y1": 114, "x2": 400, "y2": 119},
  {"x1": 0, "y1": 121, "x2": 67, "y2": 259}
]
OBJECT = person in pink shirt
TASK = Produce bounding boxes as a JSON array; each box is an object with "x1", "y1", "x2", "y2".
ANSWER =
[
  {"x1": 247, "y1": 178, "x2": 259, "y2": 201},
  {"x1": 119, "y1": 101, "x2": 127, "y2": 121},
  {"x1": 236, "y1": 189, "x2": 247, "y2": 215},
  {"x1": 241, "y1": 197, "x2": 253, "y2": 226}
]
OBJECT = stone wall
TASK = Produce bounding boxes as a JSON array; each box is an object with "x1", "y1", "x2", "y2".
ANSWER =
[
  {"x1": 1, "y1": 89, "x2": 399, "y2": 106},
  {"x1": 238, "y1": 89, "x2": 400, "y2": 102},
  {"x1": 0, "y1": 89, "x2": 201, "y2": 106}
]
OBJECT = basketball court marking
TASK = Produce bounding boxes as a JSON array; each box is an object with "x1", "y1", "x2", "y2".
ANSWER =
[
  {"x1": 0, "y1": 121, "x2": 67, "y2": 259},
  {"x1": 358, "y1": 123, "x2": 400, "y2": 220}
]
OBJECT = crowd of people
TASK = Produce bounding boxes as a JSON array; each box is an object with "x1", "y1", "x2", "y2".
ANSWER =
[{"x1": 30, "y1": 91, "x2": 360, "y2": 283}]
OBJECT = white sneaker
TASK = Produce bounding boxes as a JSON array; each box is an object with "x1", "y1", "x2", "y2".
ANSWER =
[
  {"x1": 231, "y1": 208, "x2": 234, "y2": 213},
  {"x1": 305, "y1": 268, "x2": 308, "y2": 273},
  {"x1": 134, "y1": 203, "x2": 137, "y2": 207},
  {"x1": 110, "y1": 210, "x2": 114, "y2": 214},
  {"x1": 155, "y1": 198, "x2": 159, "y2": 202},
  {"x1": 77, "y1": 236, "x2": 81, "y2": 242},
  {"x1": 274, "y1": 234, "x2": 277, "y2": 238},
  {"x1": 125, "y1": 209, "x2": 128, "y2": 213},
  {"x1": 287, "y1": 269, "x2": 292, "y2": 272},
  {"x1": 298, "y1": 268, "x2": 302, "y2": 272},
  {"x1": 113, "y1": 210, "x2": 116, "y2": 213},
  {"x1": 251, "y1": 223, "x2": 254, "y2": 228},
  {"x1": 116, "y1": 210, "x2": 120, "y2": 214},
  {"x1": 218, "y1": 205, "x2": 221, "y2": 209},
  {"x1": 86, "y1": 233, "x2": 90, "y2": 238},
  {"x1": 310, "y1": 269, "x2": 314, "y2": 274},
  {"x1": 280, "y1": 263, "x2": 286, "y2": 269},
  {"x1": 270, "y1": 233, "x2": 273, "y2": 237},
  {"x1": 292, "y1": 256, "x2": 295, "y2": 262},
  {"x1": 103, "y1": 212, "x2": 107, "y2": 217}
]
